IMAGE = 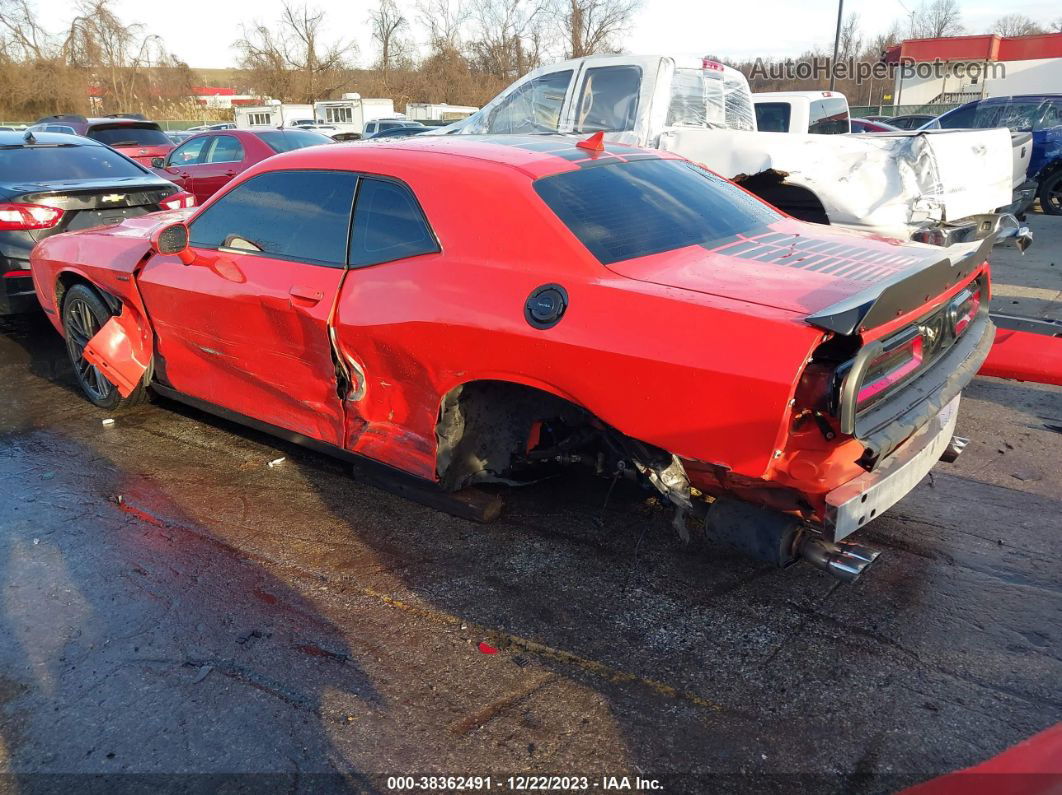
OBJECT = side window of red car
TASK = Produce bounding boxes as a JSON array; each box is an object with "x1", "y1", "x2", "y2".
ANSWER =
[
  {"x1": 203, "y1": 135, "x2": 245, "y2": 164},
  {"x1": 188, "y1": 170, "x2": 358, "y2": 267},
  {"x1": 169, "y1": 136, "x2": 209, "y2": 166},
  {"x1": 348, "y1": 178, "x2": 439, "y2": 268}
]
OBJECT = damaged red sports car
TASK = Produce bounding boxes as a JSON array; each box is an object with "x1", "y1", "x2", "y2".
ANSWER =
[{"x1": 29, "y1": 135, "x2": 994, "y2": 581}]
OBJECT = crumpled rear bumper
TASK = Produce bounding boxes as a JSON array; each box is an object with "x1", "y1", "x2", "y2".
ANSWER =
[
  {"x1": 823, "y1": 396, "x2": 960, "y2": 542},
  {"x1": 911, "y1": 212, "x2": 1032, "y2": 251}
]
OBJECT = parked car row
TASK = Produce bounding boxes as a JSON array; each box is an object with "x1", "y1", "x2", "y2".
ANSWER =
[
  {"x1": 28, "y1": 113, "x2": 175, "y2": 167},
  {"x1": 149, "y1": 128, "x2": 334, "y2": 204}
]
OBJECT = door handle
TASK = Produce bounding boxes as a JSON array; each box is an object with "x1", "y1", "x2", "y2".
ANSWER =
[
  {"x1": 289, "y1": 286, "x2": 324, "y2": 305},
  {"x1": 224, "y1": 170, "x2": 236, "y2": 176}
]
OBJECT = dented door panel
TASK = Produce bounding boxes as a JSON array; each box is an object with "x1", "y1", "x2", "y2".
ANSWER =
[{"x1": 137, "y1": 249, "x2": 346, "y2": 445}]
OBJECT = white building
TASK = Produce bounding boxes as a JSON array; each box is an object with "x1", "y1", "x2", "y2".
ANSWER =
[{"x1": 885, "y1": 32, "x2": 1062, "y2": 107}]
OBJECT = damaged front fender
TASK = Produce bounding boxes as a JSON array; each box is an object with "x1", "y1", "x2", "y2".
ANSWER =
[{"x1": 82, "y1": 305, "x2": 152, "y2": 398}]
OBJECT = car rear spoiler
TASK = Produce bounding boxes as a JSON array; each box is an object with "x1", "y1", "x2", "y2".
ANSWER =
[{"x1": 804, "y1": 235, "x2": 994, "y2": 336}]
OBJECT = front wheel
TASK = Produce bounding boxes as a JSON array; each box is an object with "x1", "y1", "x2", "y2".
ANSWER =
[
  {"x1": 1038, "y1": 171, "x2": 1062, "y2": 216},
  {"x1": 62, "y1": 284, "x2": 148, "y2": 410}
]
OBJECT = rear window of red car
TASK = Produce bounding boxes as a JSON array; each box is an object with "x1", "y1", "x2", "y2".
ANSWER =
[
  {"x1": 88, "y1": 124, "x2": 172, "y2": 147},
  {"x1": 533, "y1": 159, "x2": 781, "y2": 265}
]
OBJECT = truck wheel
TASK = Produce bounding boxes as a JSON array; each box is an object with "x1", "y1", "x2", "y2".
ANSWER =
[
  {"x1": 61, "y1": 284, "x2": 148, "y2": 410},
  {"x1": 1039, "y1": 171, "x2": 1062, "y2": 216}
]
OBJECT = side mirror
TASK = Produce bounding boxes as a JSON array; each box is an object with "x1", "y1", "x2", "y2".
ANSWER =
[
  {"x1": 151, "y1": 222, "x2": 195, "y2": 265},
  {"x1": 151, "y1": 156, "x2": 166, "y2": 168}
]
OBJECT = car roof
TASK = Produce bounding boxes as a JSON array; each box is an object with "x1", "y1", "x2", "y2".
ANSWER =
[
  {"x1": 0, "y1": 130, "x2": 104, "y2": 147},
  {"x1": 262, "y1": 134, "x2": 677, "y2": 180}
]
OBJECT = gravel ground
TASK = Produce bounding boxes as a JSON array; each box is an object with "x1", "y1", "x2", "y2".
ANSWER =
[{"x1": 0, "y1": 214, "x2": 1058, "y2": 794}]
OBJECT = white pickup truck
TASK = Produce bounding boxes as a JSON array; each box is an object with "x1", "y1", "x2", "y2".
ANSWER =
[
  {"x1": 753, "y1": 90, "x2": 852, "y2": 134},
  {"x1": 441, "y1": 54, "x2": 1030, "y2": 248}
]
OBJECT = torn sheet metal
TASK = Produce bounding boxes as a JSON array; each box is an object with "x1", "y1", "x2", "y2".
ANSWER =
[
  {"x1": 660, "y1": 127, "x2": 1014, "y2": 241},
  {"x1": 82, "y1": 306, "x2": 150, "y2": 397}
]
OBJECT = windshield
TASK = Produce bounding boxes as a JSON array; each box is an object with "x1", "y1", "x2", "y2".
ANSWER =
[
  {"x1": 534, "y1": 158, "x2": 781, "y2": 265},
  {"x1": 0, "y1": 144, "x2": 147, "y2": 182},
  {"x1": 257, "y1": 130, "x2": 332, "y2": 152},
  {"x1": 88, "y1": 124, "x2": 172, "y2": 147}
]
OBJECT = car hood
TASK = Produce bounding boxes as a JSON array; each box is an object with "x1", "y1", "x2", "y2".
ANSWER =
[{"x1": 605, "y1": 219, "x2": 975, "y2": 322}]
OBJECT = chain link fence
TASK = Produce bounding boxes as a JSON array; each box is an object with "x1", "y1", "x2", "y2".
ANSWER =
[{"x1": 849, "y1": 104, "x2": 959, "y2": 119}]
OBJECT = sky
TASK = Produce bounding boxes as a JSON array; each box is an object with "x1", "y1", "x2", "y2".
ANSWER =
[{"x1": 39, "y1": 0, "x2": 1062, "y2": 70}]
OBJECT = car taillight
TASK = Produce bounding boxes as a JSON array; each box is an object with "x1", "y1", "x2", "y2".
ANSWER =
[
  {"x1": 160, "y1": 192, "x2": 195, "y2": 210},
  {"x1": 856, "y1": 331, "x2": 923, "y2": 408},
  {"x1": 0, "y1": 203, "x2": 65, "y2": 231},
  {"x1": 948, "y1": 287, "x2": 980, "y2": 337}
]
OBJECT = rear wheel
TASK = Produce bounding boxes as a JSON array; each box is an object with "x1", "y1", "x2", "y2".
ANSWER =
[
  {"x1": 62, "y1": 284, "x2": 147, "y2": 410},
  {"x1": 1039, "y1": 171, "x2": 1062, "y2": 216}
]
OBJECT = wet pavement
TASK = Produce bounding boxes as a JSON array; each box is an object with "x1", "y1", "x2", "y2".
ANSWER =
[{"x1": 0, "y1": 217, "x2": 1060, "y2": 793}]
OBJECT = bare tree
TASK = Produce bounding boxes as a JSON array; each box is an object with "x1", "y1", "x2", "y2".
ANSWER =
[
  {"x1": 0, "y1": 0, "x2": 49, "y2": 60},
  {"x1": 65, "y1": 0, "x2": 175, "y2": 112},
  {"x1": 864, "y1": 20, "x2": 903, "y2": 60},
  {"x1": 837, "y1": 12, "x2": 861, "y2": 63},
  {"x1": 235, "y1": 2, "x2": 357, "y2": 103},
  {"x1": 992, "y1": 14, "x2": 1045, "y2": 37},
  {"x1": 561, "y1": 0, "x2": 640, "y2": 59},
  {"x1": 1052, "y1": 17, "x2": 1062, "y2": 33},
  {"x1": 908, "y1": 0, "x2": 963, "y2": 39},
  {"x1": 418, "y1": 0, "x2": 470, "y2": 49},
  {"x1": 370, "y1": 0, "x2": 410, "y2": 75},
  {"x1": 467, "y1": 0, "x2": 546, "y2": 80}
]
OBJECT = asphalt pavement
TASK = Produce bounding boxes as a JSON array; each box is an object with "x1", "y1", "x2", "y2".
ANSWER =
[{"x1": 0, "y1": 214, "x2": 1059, "y2": 794}]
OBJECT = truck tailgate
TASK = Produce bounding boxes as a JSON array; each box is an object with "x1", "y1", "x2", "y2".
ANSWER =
[{"x1": 661, "y1": 127, "x2": 1013, "y2": 238}]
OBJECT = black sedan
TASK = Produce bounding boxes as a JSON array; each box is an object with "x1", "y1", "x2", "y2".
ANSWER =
[{"x1": 0, "y1": 130, "x2": 190, "y2": 315}]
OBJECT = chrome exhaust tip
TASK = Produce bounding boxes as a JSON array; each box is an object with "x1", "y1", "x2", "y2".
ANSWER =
[
  {"x1": 939, "y1": 435, "x2": 969, "y2": 463},
  {"x1": 798, "y1": 535, "x2": 881, "y2": 584}
]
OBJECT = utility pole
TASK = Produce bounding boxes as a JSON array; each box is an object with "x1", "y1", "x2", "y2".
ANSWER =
[{"x1": 829, "y1": 0, "x2": 845, "y2": 90}]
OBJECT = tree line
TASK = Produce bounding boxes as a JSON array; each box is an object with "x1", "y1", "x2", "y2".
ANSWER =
[
  {"x1": 2, "y1": 0, "x2": 1060, "y2": 121},
  {"x1": 0, "y1": 0, "x2": 640, "y2": 120}
]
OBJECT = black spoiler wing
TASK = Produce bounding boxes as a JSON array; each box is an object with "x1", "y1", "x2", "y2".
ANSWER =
[{"x1": 804, "y1": 235, "x2": 993, "y2": 336}]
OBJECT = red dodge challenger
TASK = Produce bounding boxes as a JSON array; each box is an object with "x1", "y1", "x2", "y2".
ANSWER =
[{"x1": 29, "y1": 135, "x2": 994, "y2": 582}]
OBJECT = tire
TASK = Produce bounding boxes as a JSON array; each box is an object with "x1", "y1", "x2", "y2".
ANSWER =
[
  {"x1": 61, "y1": 284, "x2": 148, "y2": 410},
  {"x1": 1039, "y1": 170, "x2": 1062, "y2": 216}
]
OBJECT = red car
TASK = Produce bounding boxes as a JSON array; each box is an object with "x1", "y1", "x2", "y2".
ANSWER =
[
  {"x1": 151, "y1": 128, "x2": 334, "y2": 205},
  {"x1": 31, "y1": 114, "x2": 174, "y2": 167},
  {"x1": 28, "y1": 135, "x2": 994, "y2": 582},
  {"x1": 850, "y1": 118, "x2": 902, "y2": 133}
]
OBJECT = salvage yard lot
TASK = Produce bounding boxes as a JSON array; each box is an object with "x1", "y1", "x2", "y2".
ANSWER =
[{"x1": 0, "y1": 216, "x2": 1059, "y2": 791}]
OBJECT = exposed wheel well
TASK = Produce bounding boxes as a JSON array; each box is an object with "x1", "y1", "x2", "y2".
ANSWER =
[
  {"x1": 433, "y1": 379, "x2": 696, "y2": 528},
  {"x1": 55, "y1": 272, "x2": 119, "y2": 316},
  {"x1": 733, "y1": 170, "x2": 830, "y2": 225},
  {"x1": 435, "y1": 380, "x2": 583, "y2": 490}
]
